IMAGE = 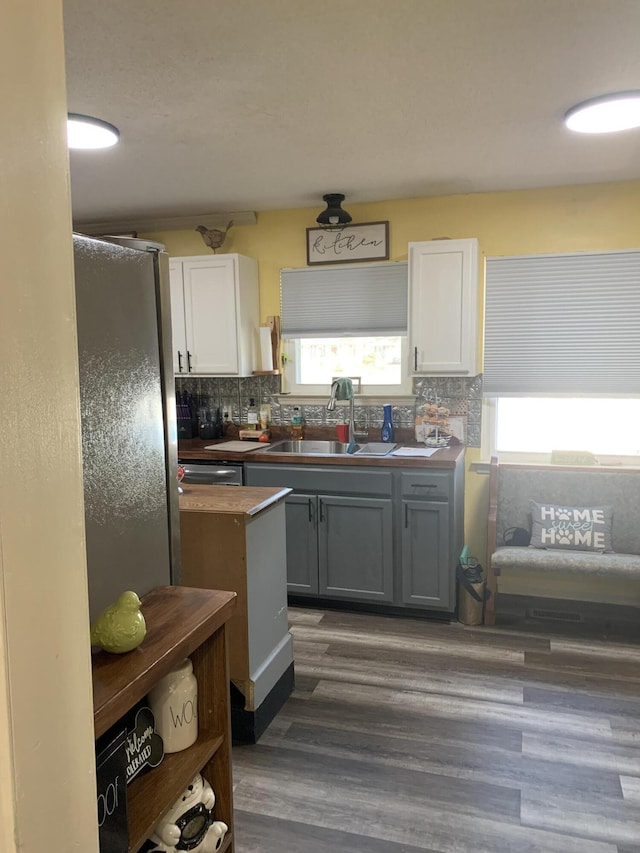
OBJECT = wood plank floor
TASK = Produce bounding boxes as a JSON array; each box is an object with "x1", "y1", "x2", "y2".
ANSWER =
[{"x1": 231, "y1": 602, "x2": 640, "y2": 852}]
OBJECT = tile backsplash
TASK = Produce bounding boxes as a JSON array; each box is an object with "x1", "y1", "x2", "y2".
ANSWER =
[{"x1": 175, "y1": 374, "x2": 483, "y2": 446}]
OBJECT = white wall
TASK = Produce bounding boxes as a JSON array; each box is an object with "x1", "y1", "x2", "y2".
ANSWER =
[{"x1": 0, "y1": 3, "x2": 98, "y2": 851}]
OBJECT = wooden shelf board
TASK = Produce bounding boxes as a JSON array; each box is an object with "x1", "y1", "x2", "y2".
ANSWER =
[
  {"x1": 219, "y1": 833, "x2": 233, "y2": 853},
  {"x1": 93, "y1": 586, "x2": 236, "y2": 738},
  {"x1": 127, "y1": 732, "x2": 225, "y2": 852}
]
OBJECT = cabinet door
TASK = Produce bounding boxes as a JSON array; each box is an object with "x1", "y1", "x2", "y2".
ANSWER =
[
  {"x1": 169, "y1": 261, "x2": 188, "y2": 374},
  {"x1": 401, "y1": 499, "x2": 451, "y2": 609},
  {"x1": 408, "y1": 238, "x2": 479, "y2": 375},
  {"x1": 284, "y1": 494, "x2": 319, "y2": 594},
  {"x1": 183, "y1": 256, "x2": 239, "y2": 374},
  {"x1": 318, "y1": 496, "x2": 393, "y2": 601}
]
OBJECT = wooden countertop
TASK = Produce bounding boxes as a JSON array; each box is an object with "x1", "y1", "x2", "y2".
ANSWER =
[
  {"x1": 179, "y1": 437, "x2": 465, "y2": 469},
  {"x1": 179, "y1": 483, "x2": 292, "y2": 517}
]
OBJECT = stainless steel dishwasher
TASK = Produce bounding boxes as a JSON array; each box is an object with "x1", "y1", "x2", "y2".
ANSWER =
[{"x1": 178, "y1": 459, "x2": 244, "y2": 486}]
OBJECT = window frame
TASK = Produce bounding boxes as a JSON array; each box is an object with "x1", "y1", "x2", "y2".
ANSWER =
[{"x1": 281, "y1": 335, "x2": 414, "y2": 398}]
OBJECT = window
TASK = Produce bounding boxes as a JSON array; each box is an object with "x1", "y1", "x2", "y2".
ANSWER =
[
  {"x1": 484, "y1": 396, "x2": 640, "y2": 460},
  {"x1": 281, "y1": 261, "x2": 412, "y2": 396},
  {"x1": 483, "y1": 250, "x2": 640, "y2": 461},
  {"x1": 282, "y1": 335, "x2": 412, "y2": 396}
]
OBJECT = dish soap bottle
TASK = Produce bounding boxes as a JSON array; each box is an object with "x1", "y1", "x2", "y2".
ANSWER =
[
  {"x1": 246, "y1": 398, "x2": 259, "y2": 430},
  {"x1": 291, "y1": 406, "x2": 304, "y2": 440},
  {"x1": 259, "y1": 403, "x2": 271, "y2": 431},
  {"x1": 381, "y1": 404, "x2": 395, "y2": 443}
]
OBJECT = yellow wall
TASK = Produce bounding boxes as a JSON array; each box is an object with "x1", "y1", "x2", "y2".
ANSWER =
[
  {"x1": 148, "y1": 178, "x2": 640, "y2": 602},
  {"x1": 2, "y1": 3, "x2": 99, "y2": 851},
  {"x1": 149, "y1": 178, "x2": 640, "y2": 311}
]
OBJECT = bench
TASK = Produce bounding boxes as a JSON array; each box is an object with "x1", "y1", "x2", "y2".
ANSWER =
[{"x1": 485, "y1": 456, "x2": 640, "y2": 625}]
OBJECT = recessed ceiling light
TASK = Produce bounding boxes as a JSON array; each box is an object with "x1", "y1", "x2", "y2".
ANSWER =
[
  {"x1": 564, "y1": 92, "x2": 640, "y2": 134},
  {"x1": 67, "y1": 113, "x2": 119, "y2": 149}
]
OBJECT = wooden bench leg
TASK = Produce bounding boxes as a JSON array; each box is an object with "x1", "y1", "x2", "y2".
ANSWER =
[{"x1": 484, "y1": 565, "x2": 497, "y2": 626}]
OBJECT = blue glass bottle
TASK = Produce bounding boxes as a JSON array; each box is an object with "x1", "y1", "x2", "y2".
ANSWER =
[{"x1": 381, "y1": 404, "x2": 395, "y2": 442}]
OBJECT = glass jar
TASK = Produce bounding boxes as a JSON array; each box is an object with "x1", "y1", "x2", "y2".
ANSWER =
[{"x1": 148, "y1": 658, "x2": 198, "y2": 753}]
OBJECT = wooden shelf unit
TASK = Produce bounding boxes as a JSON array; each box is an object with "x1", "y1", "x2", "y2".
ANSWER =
[{"x1": 92, "y1": 585, "x2": 237, "y2": 853}]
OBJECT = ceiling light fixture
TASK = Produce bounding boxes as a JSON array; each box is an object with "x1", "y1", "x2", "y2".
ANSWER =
[
  {"x1": 564, "y1": 91, "x2": 640, "y2": 134},
  {"x1": 67, "y1": 113, "x2": 120, "y2": 149},
  {"x1": 316, "y1": 193, "x2": 352, "y2": 226}
]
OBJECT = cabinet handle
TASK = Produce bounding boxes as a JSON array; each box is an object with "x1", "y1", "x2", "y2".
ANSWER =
[
  {"x1": 405, "y1": 503, "x2": 409, "y2": 528},
  {"x1": 186, "y1": 350, "x2": 193, "y2": 372},
  {"x1": 308, "y1": 497, "x2": 314, "y2": 523},
  {"x1": 319, "y1": 498, "x2": 324, "y2": 523},
  {"x1": 413, "y1": 483, "x2": 437, "y2": 489},
  {"x1": 177, "y1": 350, "x2": 183, "y2": 372},
  {"x1": 414, "y1": 347, "x2": 418, "y2": 371}
]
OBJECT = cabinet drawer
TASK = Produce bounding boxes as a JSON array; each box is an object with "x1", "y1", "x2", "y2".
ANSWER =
[
  {"x1": 245, "y1": 464, "x2": 393, "y2": 497},
  {"x1": 400, "y1": 471, "x2": 450, "y2": 500}
]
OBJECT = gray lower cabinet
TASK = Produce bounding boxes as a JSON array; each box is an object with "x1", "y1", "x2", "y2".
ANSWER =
[
  {"x1": 398, "y1": 469, "x2": 462, "y2": 612},
  {"x1": 245, "y1": 464, "x2": 394, "y2": 602},
  {"x1": 284, "y1": 493, "x2": 319, "y2": 594},
  {"x1": 245, "y1": 457, "x2": 463, "y2": 613},
  {"x1": 401, "y1": 499, "x2": 450, "y2": 608},
  {"x1": 318, "y1": 495, "x2": 393, "y2": 601}
]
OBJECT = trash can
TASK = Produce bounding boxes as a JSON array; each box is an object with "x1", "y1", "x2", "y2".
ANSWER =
[{"x1": 457, "y1": 559, "x2": 489, "y2": 626}]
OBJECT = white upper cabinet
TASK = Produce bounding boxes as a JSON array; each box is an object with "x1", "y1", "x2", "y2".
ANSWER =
[
  {"x1": 169, "y1": 254, "x2": 259, "y2": 375},
  {"x1": 408, "y1": 238, "x2": 481, "y2": 376}
]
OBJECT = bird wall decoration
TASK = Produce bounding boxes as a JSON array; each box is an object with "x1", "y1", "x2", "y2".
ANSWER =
[{"x1": 195, "y1": 221, "x2": 234, "y2": 253}]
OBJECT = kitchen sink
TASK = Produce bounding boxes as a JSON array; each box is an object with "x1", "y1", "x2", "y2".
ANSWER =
[
  {"x1": 262, "y1": 440, "x2": 397, "y2": 456},
  {"x1": 263, "y1": 440, "x2": 355, "y2": 455}
]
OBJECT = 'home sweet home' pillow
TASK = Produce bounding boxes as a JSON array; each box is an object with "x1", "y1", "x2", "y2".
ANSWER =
[{"x1": 529, "y1": 502, "x2": 613, "y2": 552}]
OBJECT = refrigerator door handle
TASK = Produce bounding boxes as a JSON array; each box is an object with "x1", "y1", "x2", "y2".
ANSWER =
[
  {"x1": 177, "y1": 350, "x2": 183, "y2": 372},
  {"x1": 186, "y1": 350, "x2": 193, "y2": 372}
]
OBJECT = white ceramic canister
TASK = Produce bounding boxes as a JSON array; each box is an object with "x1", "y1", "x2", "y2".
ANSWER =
[{"x1": 148, "y1": 658, "x2": 198, "y2": 753}]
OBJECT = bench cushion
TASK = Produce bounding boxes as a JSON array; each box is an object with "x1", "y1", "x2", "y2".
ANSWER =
[
  {"x1": 491, "y1": 546, "x2": 640, "y2": 578},
  {"x1": 496, "y1": 467, "x2": 640, "y2": 555}
]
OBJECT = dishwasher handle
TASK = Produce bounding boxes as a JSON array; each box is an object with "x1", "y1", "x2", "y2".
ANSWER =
[{"x1": 180, "y1": 465, "x2": 243, "y2": 485}]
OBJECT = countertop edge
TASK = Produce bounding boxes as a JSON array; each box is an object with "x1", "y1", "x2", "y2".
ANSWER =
[
  {"x1": 179, "y1": 485, "x2": 292, "y2": 517},
  {"x1": 178, "y1": 442, "x2": 465, "y2": 469}
]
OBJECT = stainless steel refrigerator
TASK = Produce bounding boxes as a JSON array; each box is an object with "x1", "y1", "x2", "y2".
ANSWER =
[{"x1": 73, "y1": 234, "x2": 181, "y2": 622}]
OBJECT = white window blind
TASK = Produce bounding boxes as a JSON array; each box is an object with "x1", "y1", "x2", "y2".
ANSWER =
[
  {"x1": 281, "y1": 262, "x2": 408, "y2": 338},
  {"x1": 484, "y1": 250, "x2": 640, "y2": 395}
]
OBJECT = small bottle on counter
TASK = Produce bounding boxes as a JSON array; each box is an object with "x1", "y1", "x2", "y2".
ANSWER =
[
  {"x1": 291, "y1": 406, "x2": 304, "y2": 440},
  {"x1": 259, "y1": 403, "x2": 271, "y2": 431},
  {"x1": 246, "y1": 398, "x2": 259, "y2": 430}
]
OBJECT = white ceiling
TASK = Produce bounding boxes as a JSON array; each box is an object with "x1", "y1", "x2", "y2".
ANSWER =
[{"x1": 64, "y1": 0, "x2": 640, "y2": 229}]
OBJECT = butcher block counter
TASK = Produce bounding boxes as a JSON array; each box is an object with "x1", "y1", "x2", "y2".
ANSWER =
[
  {"x1": 179, "y1": 483, "x2": 293, "y2": 743},
  {"x1": 179, "y1": 483, "x2": 291, "y2": 516},
  {"x1": 178, "y1": 436, "x2": 464, "y2": 469}
]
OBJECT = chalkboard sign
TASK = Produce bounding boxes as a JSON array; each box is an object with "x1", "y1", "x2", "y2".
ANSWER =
[
  {"x1": 96, "y1": 728, "x2": 128, "y2": 853},
  {"x1": 123, "y1": 703, "x2": 164, "y2": 785}
]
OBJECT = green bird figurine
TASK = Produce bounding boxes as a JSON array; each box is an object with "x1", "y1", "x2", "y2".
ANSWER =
[{"x1": 90, "y1": 591, "x2": 147, "y2": 654}]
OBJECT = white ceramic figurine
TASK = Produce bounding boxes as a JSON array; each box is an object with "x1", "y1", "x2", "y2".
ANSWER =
[{"x1": 144, "y1": 773, "x2": 228, "y2": 852}]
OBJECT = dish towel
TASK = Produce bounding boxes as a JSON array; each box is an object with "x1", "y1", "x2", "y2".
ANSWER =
[{"x1": 333, "y1": 377, "x2": 353, "y2": 401}]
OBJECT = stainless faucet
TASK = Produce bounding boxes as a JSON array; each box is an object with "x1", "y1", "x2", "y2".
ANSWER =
[
  {"x1": 327, "y1": 379, "x2": 361, "y2": 446},
  {"x1": 327, "y1": 379, "x2": 339, "y2": 412}
]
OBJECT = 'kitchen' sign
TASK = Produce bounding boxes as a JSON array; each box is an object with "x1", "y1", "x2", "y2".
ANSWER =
[{"x1": 306, "y1": 221, "x2": 389, "y2": 265}]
